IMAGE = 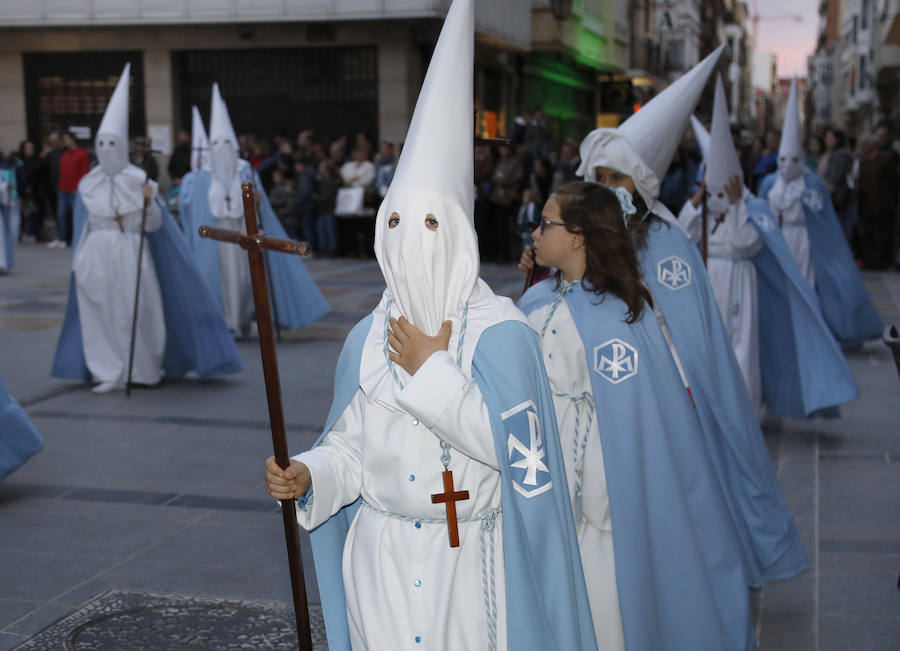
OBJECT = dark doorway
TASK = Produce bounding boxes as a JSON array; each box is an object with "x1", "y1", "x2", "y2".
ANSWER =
[
  {"x1": 23, "y1": 51, "x2": 145, "y2": 146},
  {"x1": 173, "y1": 46, "x2": 378, "y2": 145}
]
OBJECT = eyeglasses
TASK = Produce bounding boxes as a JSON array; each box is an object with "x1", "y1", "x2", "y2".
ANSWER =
[{"x1": 536, "y1": 219, "x2": 567, "y2": 234}]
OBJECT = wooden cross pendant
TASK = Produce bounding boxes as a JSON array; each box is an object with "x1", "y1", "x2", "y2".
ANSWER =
[
  {"x1": 431, "y1": 469, "x2": 470, "y2": 548},
  {"x1": 710, "y1": 214, "x2": 726, "y2": 235},
  {"x1": 113, "y1": 212, "x2": 125, "y2": 233}
]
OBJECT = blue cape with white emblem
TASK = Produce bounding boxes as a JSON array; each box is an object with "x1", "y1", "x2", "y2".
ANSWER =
[
  {"x1": 51, "y1": 193, "x2": 243, "y2": 381},
  {"x1": 179, "y1": 165, "x2": 329, "y2": 331},
  {"x1": 519, "y1": 280, "x2": 755, "y2": 650},
  {"x1": 758, "y1": 171, "x2": 882, "y2": 348},
  {"x1": 304, "y1": 315, "x2": 596, "y2": 651},
  {"x1": 744, "y1": 197, "x2": 859, "y2": 417},
  {"x1": 0, "y1": 374, "x2": 43, "y2": 480},
  {"x1": 637, "y1": 218, "x2": 808, "y2": 589}
]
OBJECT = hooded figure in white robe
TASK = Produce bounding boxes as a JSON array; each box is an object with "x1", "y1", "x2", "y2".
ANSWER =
[
  {"x1": 73, "y1": 64, "x2": 165, "y2": 393},
  {"x1": 191, "y1": 105, "x2": 211, "y2": 173},
  {"x1": 678, "y1": 76, "x2": 764, "y2": 408},
  {"x1": 765, "y1": 77, "x2": 814, "y2": 285},
  {"x1": 285, "y1": 2, "x2": 595, "y2": 649}
]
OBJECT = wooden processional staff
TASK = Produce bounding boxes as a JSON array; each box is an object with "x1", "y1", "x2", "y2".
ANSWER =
[{"x1": 199, "y1": 182, "x2": 313, "y2": 651}]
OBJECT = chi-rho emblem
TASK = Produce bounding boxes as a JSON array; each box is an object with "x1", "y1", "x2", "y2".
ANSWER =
[
  {"x1": 657, "y1": 255, "x2": 692, "y2": 290},
  {"x1": 594, "y1": 339, "x2": 639, "y2": 384},
  {"x1": 502, "y1": 400, "x2": 552, "y2": 499}
]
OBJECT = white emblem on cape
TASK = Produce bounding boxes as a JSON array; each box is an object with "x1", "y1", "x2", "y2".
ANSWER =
[
  {"x1": 754, "y1": 212, "x2": 776, "y2": 232},
  {"x1": 657, "y1": 255, "x2": 692, "y2": 290},
  {"x1": 594, "y1": 338, "x2": 639, "y2": 384},
  {"x1": 802, "y1": 188, "x2": 823, "y2": 212},
  {"x1": 502, "y1": 400, "x2": 552, "y2": 499}
]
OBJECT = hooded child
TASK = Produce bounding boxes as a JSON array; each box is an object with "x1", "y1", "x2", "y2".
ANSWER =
[
  {"x1": 520, "y1": 181, "x2": 760, "y2": 650},
  {"x1": 758, "y1": 77, "x2": 882, "y2": 348},
  {"x1": 264, "y1": 1, "x2": 595, "y2": 649},
  {"x1": 179, "y1": 84, "x2": 329, "y2": 336},
  {"x1": 52, "y1": 64, "x2": 243, "y2": 390},
  {"x1": 567, "y1": 49, "x2": 810, "y2": 589},
  {"x1": 678, "y1": 75, "x2": 858, "y2": 416}
]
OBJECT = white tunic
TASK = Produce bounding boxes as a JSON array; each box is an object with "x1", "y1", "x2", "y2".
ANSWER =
[
  {"x1": 209, "y1": 173, "x2": 254, "y2": 334},
  {"x1": 73, "y1": 204, "x2": 165, "y2": 385},
  {"x1": 679, "y1": 198, "x2": 764, "y2": 409},
  {"x1": 527, "y1": 297, "x2": 625, "y2": 651},
  {"x1": 768, "y1": 176, "x2": 815, "y2": 287},
  {"x1": 293, "y1": 313, "x2": 508, "y2": 650}
]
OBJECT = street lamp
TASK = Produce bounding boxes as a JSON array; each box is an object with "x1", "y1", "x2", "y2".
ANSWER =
[{"x1": 550, "y1": 0, "x2": 573, "y2": 22}]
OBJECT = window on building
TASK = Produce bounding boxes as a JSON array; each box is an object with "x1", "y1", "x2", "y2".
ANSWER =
[
  {"x1": 852, "y1": 15, "x2": 858, "y2": 43},
  {"x1": 859, "y1": 55, "x2": 868, "y2": 89},
  {"x1": 173, "y1": 47, "x2": 378, "y2": 145},
  {"x1": 861, "y1": 0, "x2": 869, "y2": 30},
  {"x1": 23, "y1": 52, "x2": 145, "y2": 147}
]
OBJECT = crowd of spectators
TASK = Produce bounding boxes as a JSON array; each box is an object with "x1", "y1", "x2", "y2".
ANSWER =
[{"x1": 2, "y1": 104, "x2": 898, "y2": 268}]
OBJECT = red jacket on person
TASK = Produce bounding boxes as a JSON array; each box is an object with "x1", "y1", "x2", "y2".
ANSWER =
[{"x1": 58, "y1": 147, "x2": 90, "y2": 193}]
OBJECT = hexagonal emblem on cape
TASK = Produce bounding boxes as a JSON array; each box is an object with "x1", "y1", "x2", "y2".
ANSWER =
[
  {"x1": 594, "y1": 338, "x2": 639, "y2": 384},
  {"x1": 501, "y1": 400, "x2": 552, "y2": 499},
  {"x1": 657, "y1": 255, "x2": 692, "y2": 290}
]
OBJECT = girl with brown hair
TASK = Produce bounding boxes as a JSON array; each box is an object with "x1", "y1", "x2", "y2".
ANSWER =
[{"x1": 518, "y1": 181, "x2": 757, "y2": 650}]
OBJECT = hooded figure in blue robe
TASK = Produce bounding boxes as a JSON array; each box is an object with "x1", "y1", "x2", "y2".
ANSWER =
[
  {"x1": 758, "y1": 78, "x2": 881, "y2": 348},
  {"x1": 575, "y1": 49, "x2": 809, "y2": 589},
  {"x1": 1, "y1": 375, "x2": 43, "y2": 480},
  {"x1": 276, "y1": 2, "x2": 595, "y2": 648},
  {"x1": 179, "y1": 85, "x2": 328, "y2": 335},
  {"x1": 680, "y1": 78, "x2": 858, "y2": 419}
]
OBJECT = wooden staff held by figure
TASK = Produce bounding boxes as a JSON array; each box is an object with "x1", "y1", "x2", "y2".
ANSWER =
[
  {"x1": 700, "y1": 175, "x2": 708, "y2": 267},
  {"x1": 198, "y1": 182, "x2": 313, "y2": 651},
  {"x1": 126, "y1": 172, "x2": 151, "y2": 397}
]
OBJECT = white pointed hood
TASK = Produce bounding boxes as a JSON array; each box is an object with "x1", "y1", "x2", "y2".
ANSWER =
[
  {"x1": 209, "y1": 83, "x2": 240, "y2": 188},
  {"x1": 191, "y1": 105, "x2": 211, "y2": 172},
  {"x1": 702, "y1": 74, "x2": 745, "y2": 214},
  {"x1": 576, "y1": 44, "x2": 724, "y2": 213},
  {"x1": 777, "y1": 77, "x2": 805, "y2": 182},
  {"x1": 690, "y1": 115, "x2": 710, "y2": 160},
  {"x1": 373, "y1": 0, "x2": 479, "y2": 336},
  {"x1": 95, "y1": 63, "x2": 131, "y2": 177}
]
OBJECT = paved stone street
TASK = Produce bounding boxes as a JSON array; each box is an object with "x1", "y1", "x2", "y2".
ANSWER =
[{"x1": 1, "y1": 241, "x2": 898, "y2": 650}]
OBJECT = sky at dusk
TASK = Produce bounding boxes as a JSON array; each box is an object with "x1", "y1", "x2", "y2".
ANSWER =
[{"x1": 751, "y1": 0, "x2": 819, "y2": 78}]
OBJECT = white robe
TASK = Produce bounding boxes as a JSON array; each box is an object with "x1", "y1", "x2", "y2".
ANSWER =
[
  {"x1": 209, "y1": 172, "x2": 254, "y2": 334},
  {"x1": 527, "y1": 298, "x2": 625, "y2": 651},
  {"x1": 293, "y1": 285, "x2": 520, "y2": 650},
  {"x1": 73, "y1": 202, "x2": 165, "y2": 385},
  {"x1": 768, "y1": 176, "x2": 815, "y2": 287},
  {"x1": 679, "y1": 198, "x2": 764, "y2": 409}
]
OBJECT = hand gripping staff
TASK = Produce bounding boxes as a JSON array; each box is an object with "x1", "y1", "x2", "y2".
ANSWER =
[{"x1": 199, "y1": 181, "x2": 313, "y2": 650}]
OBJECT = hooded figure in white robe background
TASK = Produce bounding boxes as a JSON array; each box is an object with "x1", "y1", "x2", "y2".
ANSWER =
[
  {"x1": 265, "y1": 1, "x2": 595, "y2": 649},
  {"x1": 758, "y1": 78, "x2": 882, "y2": 348},
  {"x1": 179, "y1": 85, "x2": 329, "y2": 336},
  {"x1": 678, "y1": 75, "x2": 765, "y2": 407},
  {"x1": 71, "y1": 64, "x2": 166, "y2": 393}
]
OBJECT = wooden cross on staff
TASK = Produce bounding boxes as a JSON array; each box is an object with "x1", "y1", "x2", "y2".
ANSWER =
[
  {"x1": 431, "y1": 469, "x2": 470, "y2": 547},
  {"x1": 198, "y1": 181, "x2": 313, "y2": 651}
]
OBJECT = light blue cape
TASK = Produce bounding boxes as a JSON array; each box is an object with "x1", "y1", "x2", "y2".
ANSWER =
[
  {"x1": 638, "y1": 219, "x2": 809, "y2": 589},
  {"x1": 745, "y1": 197, "x2": 859, "y2": 418},
  {"x1": 304, "y1": 316, "x2": 597, "y2": 651},
  {"x1": 179, "y1": 167, "x2": 329, "y2": 331},
  {"x1": 51, "y1": 194, "x2": 243, "y2": 381},
  {"x1": 758, "y1": 171, "x2": 882, "y2": 348},
  {"x1": 0, "y1": 375, "x2": 43, "y2": 480},
  {"x1": 520, "y1": 281, "x2": 756, "y2": 650}
]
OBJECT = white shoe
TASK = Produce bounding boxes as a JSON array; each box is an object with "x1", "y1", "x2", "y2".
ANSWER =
[
  {"x1": 46, "y1": 240, "x2": 60, "y2": 249},
  {"x1": 92, "y1": 381, "x2": 123, "y2": 394}
]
